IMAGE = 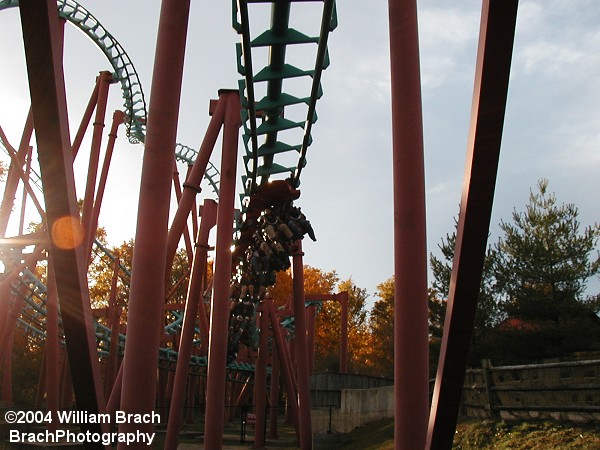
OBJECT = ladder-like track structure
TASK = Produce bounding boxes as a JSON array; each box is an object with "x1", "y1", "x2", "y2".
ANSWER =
[{"x1": 0, "y1": 0, "x2": 336, "y2": 375}]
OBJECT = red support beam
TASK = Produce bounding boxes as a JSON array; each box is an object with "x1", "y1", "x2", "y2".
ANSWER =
[
  {"x1": 253, "y1": 302, "x2": 270, "y2": 449},
  {"x1": 18, "y1": 1, "x2": 106, "y2": 442},
  {"x1": 171, "y1": 165, "x2": 194, "y2": 262},
  {"x1": 165, "y1": 97, "x2": 227, "y2": 271},
  {"x1": 71, "y1": 76, "x2": 101, "y2": 160},
  {"x1": 87, "y1": 110, "x2": 125, "y2": 261},
  {"x1": 306, "y1": 304, "x2": 316, "y2": 375},
  {"x1": 0, "y1": 110, "x2": 33, "y2": 237},
  {"x1": 0, "y1": 247, "x2": 44, "y2": 358},
  {"x1": 0, "y1": 125, "x2": 46, "y2": 220},
  {"x1": 81, "y1": 71, "x2": 112, "y2": 254},
  {"x1": 203, "y1": 90, "x2": 241, "y2": 450},
  {"x1": 291, "y1": 242, "x2": 313, "y2": 449},
  {"x1": 387, "y1": 0, "x2": 429, "y2": 448},
  {"x1": 117, "y1": 0, "x2": 191, "y2": 446},
  {"x1": 269, "y1": 336, "x2": 281, "y2": 439},
  {"x1": 45, "y1": 264, "x2": 60, "y2": 430},
  {"x1": 426, "y1": 1, "x2": 518, "y2": 448},
  {"x1": 268, "y1": 300, "x2": 299, "y2": 441},
  {"x1": 104, "y1": 258, "x2": 122, "y2": 398},
  {"x1": 164, "y1": 199, "x2": 217, "y2": 450},
  {"x1": 18, "y1": 145, "x2": 34, "y2": 234}
]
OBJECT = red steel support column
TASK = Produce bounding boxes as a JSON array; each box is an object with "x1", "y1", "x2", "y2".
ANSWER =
[
  {"x1": 60, "y1": 351, "x2": 74, "y2": 409},
  {"x1": 203, "y1": 90, "x2": 241, "y2": 450},
  {"x1": 18, "y1": 146, "x2": 34, "y2": 234},
  {"x1": 426, "y1": 2, "x2": 518, "y2": 448},
  {"x1": 87, "y1": 110, "x2": 125, "y2": 261},
  {"x1": 253, "y1": 302, "x2": 270, "y2": 449},
  {"x1": 338, "y1": 292, "x2": 349, "y2": 374},
  {"x1": 269, "y1": 336, "x2": 280, "y2": 439},
  {"x1": 0, "y1": 111, "x2": 33, "y2": 237},
  {"x1": 45, "y1": 264, "x2": 60, "y2": 429},
  {"x1": 0, "y1": 248, "x2": 44, "y2": 358},
  {"x1": 165, "y1": 97, "x2": 226, "y2": 270},
  {"x1": 0, "y1": 292, "x2": 25, "y2": 405},
  {"x1": 186, "y1": 375, "x2": 196, "y2": 423},
  {"x1": 0, "y1": 275, "x2": 12, "y2": 354},
  {"x1": 104, "y1": 258, "x2": 121, "y2": 398},
  {"x1": 1, "y1": 327, "x2": 14, "y2": 405},
  {"x1": 306, "y1": 304, "x2": 316, "y2": 375},
  {"x1": 19, "y1": 2, "x2": 106, "y2": 442},
  {"x1": 0, "y1": 126, "x2": 46, "y2": 221},
  {"x1": 171, "y1": 166, "x2": 193, "y2": 261},
  {"x1": 292, "y1": 242, "x2": 313, "y2": 449},
  {"x1": 106, "y1": 365, "x2": 122, "y2": 415},
  {"x1": 0, "y1": 285, "x2": 26, "y2": 406},
  {"x1": 387, "y1": 0, "x2": 429, "y2": 448},
  {"x1": 164, "y1": 200, "x2": 217, "y2": 450},
  {"x1": 81, "y1": 71, "x2": 111, "y2": 254},
  {"x1": 71, "y1": 79, "x2": 101, "y2": 159},
  {"x1": 268, "y1": 301, "x2": 299, "y2": 441},
  {"x1": 118, "y1": 1, "x2": 191, "y2": 447}
]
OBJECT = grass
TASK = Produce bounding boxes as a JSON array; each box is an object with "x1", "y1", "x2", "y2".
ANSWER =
[
  {"x1": 315, "y1": 418, "x2": 600, "y2": 449},
  {"x1": 454, "y1": 419, "x2": 600, "y2": 450}
]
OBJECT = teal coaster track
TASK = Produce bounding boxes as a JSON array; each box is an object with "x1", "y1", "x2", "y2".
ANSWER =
[
  {"x1": 234, "y1": 0, "x2": 337, "y2": 203},
  {"x1": 0, "y1": 0, "x2": 336, "y2": 373},
  {"x1": 0, "y1": 0, "x2": 220, "y2": 195}
]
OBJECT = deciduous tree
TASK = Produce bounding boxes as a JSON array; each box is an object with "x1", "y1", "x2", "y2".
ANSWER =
[{"x1": 368, "y1": 277, "x2": 394, "y2": 378}]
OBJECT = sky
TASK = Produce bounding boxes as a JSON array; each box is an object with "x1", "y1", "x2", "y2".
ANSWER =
[{"x1": 0, "y1": 0, "x2": 599, "y2": 308}]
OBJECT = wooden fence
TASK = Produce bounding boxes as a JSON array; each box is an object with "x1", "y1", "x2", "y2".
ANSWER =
[{"x1": 461, "y1": 359, "x2": 600, "y2": 422}]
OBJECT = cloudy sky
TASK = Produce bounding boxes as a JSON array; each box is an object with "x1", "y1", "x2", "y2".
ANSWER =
[{"x1": 1, "y1": 0, "x2": 598, "y2": 306}]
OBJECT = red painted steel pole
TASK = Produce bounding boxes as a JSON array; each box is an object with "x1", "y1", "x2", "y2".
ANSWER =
[
  {"x1": 338, "y1": 292, "x2": 349, "y2": 374},
  {"x1": 426, "y1": 2, "x2": 518, "y2": 448},
  {"x1": 71, "y1": 78, "x2": 101, "y2": 160},
  {"x1": 81, "y1": 71, "x2": 111, "y2": 254},
  {"x1": 306, "y1": 304, "x2": 316, "y2": 375},
  {"x1": 60, "y1": 354, "x2": 74, "y2": 409},
  {"x1": 45, "y1": 264, "x2": 60, "y2": 430},
  {"x1": 171, "y1": 166, "x2": 193, "y2": 261},
  {"x1": 104, "y1": 258, "x2": 121, "y2": 398},
  {"x1": 18, "y1": 146, "x2": 34, "y2": 234},
  {"x1": 291, "y1": 242, "x2": 313, "y2": 449},
  {"x1": 0, "y1": 110, "x2": 33, "y2": 237},
  {"x1": 164, "y1": 200, "x2": 217, "y2": 450},
  {"x1": 165, "y1": 97, "x2": 226, "y2": 271},
  {"x1": 0, "y1": 284, "x2": 27, "y2": 406},
  {"x1": 0, "y1": 293, "x2": 25, "y2": 400},
  {"x1": 203, "y1": 90, "x2": 241, "y2": 450},
  {"x1": 0, "y1": 247, "x2": 44, "y2": 359},
  {"x1": 269, "y1": 334, "x2": 280, "y2": 439},
  {"x1": 387, "y1": 0, "x2": 429, "y2": 448},
  {"x1": 0, "y1": 126, "x2": 46, "y2": 220},
  {"x1": 87, "y1": 110, "x2": 125, "y2": 261},
  {"x1": 117, "y1": 1, "x2": 191, "y2": 446},
  {"x1": 0, "y1": 273, "x2": 12, "y2": 352},
  {"x1": 253, "y1": 302, "x2": 270, "y2": 449},
  {"x1": 106, "y1": 364, "x2": 122, "y2": 415},
  {"x1": 268, "y1": 301, "x2": 300, "y2": 441},
  {"x1": 19, "y1": 2, "x2": 106, "y2": 441},
  {"x1": 1, "y1": 326, "x2": 14, "y2": 405}
]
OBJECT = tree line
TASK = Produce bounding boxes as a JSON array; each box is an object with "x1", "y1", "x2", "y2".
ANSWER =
[
  {"x1": 374, "y1": 179, "x2": 600, "y2": 377},
  {"x1": 273, "y1": 179, "x2": 599, "y2": 378},
  {"x1": 2, "y1": 178, "x2": 599, "y2": 405}
]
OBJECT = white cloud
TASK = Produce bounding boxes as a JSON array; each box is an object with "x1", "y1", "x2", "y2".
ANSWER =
[{"x1": 418, "y1": 6, "x2": 480, "y2": 90}]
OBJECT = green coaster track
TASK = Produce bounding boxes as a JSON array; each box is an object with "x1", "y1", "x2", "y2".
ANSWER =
[{"x1": 1, "y1": 0, "x2": 337, "y2": 372}]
